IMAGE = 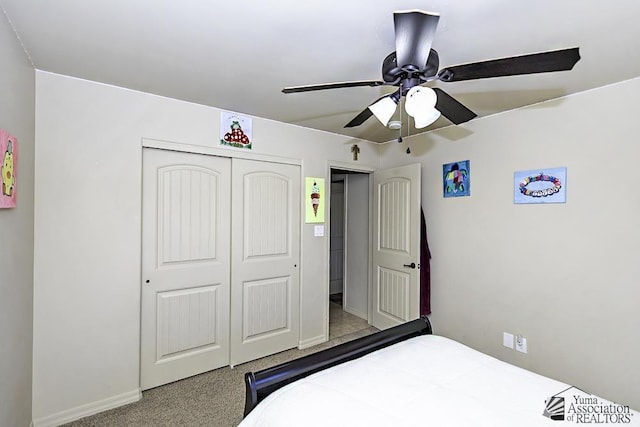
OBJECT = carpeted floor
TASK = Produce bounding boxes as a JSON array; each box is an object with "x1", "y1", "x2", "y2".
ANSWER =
[{"x1": 64, "y1": 307, "x2": 375, "y2": 427}]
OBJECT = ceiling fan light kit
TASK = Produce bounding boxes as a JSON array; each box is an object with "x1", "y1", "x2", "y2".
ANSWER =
[
  {"x1": 388, "y1": 120, "x2": 402, "y2": 130},
  {"x1": 414, "y1": 108, "x2": 441, "y2": 129},
  {"x1": 282, "y1": 9, "x2": 581, "y2": 139},
  {"x1": 368, "y1": 96, "x2": 398, "y2": 126},
  {"x1": 405, "y1": 86, "x2": 441, "y2": 128}
]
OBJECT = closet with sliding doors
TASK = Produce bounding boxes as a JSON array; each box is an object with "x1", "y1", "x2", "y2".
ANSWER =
[{"x1": 140, "y1": 147, "x2": 300, "y2": 390}]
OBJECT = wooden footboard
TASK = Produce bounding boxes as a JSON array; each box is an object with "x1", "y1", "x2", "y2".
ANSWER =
[{"x1": 243, "y1": 317, "x2": 432, "y2": 416}]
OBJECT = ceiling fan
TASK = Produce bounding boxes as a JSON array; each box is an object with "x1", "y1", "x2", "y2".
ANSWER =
[{"x1": 282, "y1": 9, "x2": 580, "y2": 131}]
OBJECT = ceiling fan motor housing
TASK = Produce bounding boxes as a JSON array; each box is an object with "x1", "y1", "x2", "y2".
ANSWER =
[
  {"x1": 382, "y1": 52, "x2": 400, "y2": 82},
  {"x1": 382, "y1": 49, "x2": 440, "y2": 92}
]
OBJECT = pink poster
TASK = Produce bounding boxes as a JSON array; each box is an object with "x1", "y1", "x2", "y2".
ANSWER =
[{"x1": 0, "y1": 129, "x2": 17, "y2": 208}]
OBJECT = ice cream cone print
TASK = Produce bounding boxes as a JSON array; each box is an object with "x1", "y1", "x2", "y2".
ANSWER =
[{"x1": 311, "y1": 181, "x2": 320, "y2": 217}]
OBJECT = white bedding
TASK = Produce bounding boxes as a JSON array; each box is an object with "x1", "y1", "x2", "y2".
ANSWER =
[{"x1": 240, "y1": 335, "x2": 639, "y2": 426}]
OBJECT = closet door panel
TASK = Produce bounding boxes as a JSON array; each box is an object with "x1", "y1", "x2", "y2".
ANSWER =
[
  {"x1": 141, "y1": 148, "x2": 231, "y2": 390},
  {"x1": 230, "y1": 158, "x2": 301, "y2": 366}
]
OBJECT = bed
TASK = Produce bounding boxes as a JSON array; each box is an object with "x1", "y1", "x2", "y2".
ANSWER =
[{"x1": 241, "y1": 317, "x2": 639, "y2": 426}]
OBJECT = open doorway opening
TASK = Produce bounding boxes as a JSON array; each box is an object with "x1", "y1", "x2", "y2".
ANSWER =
[{"x1": 329, "y1": 168, "x2": 371, "y2": 340}]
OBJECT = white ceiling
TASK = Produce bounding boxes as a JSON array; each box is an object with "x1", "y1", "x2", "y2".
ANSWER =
[{"x1": 2, "y1": 0, "x2": 639, "y2": 143}]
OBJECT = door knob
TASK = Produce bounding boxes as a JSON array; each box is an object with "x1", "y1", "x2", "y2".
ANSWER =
[{"x1": 403, "y1": 262, "x2": 416, "y2": 269}]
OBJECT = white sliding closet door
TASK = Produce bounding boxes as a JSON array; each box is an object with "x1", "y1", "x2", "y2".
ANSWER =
[
  {"x1": 141, "y1": 148, "x2": 231, "y2": 390},
  {"x1": 230, "y1": 158, "x2": 301, "y2": 366}
]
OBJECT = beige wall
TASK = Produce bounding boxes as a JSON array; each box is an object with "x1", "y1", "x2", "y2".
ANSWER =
[
  {"x1": 380, "y1": 78, "x2": 640, "y2": 410},
  {"x1": 0, "y1": 12, "x2": 35, "y2": 427},
  {"x1": 32, "y1": 71, "x2": 379, "y2": 424},
  {"x1": 30, "y1": 65, "x2": 640, "y2": 421}
]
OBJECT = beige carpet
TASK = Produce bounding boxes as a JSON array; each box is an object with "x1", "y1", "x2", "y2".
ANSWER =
[{"x1": 64, "y1": 311, "x2": 376, "y2": 427}]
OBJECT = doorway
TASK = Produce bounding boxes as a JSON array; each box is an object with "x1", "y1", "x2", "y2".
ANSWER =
[
  {"x1": 327, "y1": 162, "x2": 422, "y2": 338},
  {"x1": 328, "y1": 168, "x2": 371, "y2": 339}
]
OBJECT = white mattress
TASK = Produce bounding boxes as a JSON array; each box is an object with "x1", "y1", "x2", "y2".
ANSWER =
[{"x1": 240, "y1": 335, "x2": 639, "y2": 426}]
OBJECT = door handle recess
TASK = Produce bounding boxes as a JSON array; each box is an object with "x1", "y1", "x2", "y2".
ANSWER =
[{"x1": 403, "y1": 262, "x2": 416, "y2": 269}]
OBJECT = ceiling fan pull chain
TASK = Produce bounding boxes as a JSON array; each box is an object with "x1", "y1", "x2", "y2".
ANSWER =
[
  {"x1": 397, "y1": 83, "x2": 404, "y2": 143},
  {"x1": 404, "y1": 93, "x2": 411, "y2": 154}
]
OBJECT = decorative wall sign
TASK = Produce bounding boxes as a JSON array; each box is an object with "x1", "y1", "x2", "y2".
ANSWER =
[
  {"x1": 305, "y1": 177, "x2": 325, "y2": 223},
  {"x1": 351, "y1": 144, "x2": 360, "y2": 161},
  {"x1": 0, "y1": 129, "x2": 17, "y2": 208},
  {"x1": 220, "y1": 111, "x2": 253, "y2": 149},
  {"x1": 443, "y1": 160, "x2": 470, "y2": 198},
  {"x1": 514, "y1": 167, "x2": 566, "y2": 204}
]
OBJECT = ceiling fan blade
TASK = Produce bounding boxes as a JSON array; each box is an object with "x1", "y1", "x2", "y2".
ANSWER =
[
  {"x1": 344, "y1": 108, "x2": 374, "y2": 128},
  {"x1": 283, "y1": 80, "x2": 385, "y2": 94},
  {"x1": 433, "y1": 88, "x2": 477, "y2": 125},
  {"x1": 437, "y1": 47, "x2": 580, "y2": 82},
  {"x1": 393, "y1": 10, "x2": 440, "y2": 71},
  {"x1": 344, "y1": 91, "x2": 401, "y2": 128}
]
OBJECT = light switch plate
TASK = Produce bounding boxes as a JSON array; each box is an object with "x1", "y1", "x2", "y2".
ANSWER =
[{"x1": 503, "y1": 332, "x2": 514, "y2": 349}]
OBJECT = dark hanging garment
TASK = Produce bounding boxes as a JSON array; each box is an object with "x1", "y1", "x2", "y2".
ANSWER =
[{"x1": 420, "y1": 208, "x2": 432, "y2": 316}]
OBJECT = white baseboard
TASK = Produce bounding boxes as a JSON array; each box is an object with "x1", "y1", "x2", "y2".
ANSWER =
[
  {"x1": 32, "y1": 388, "x2": 141, "y2": 427},
  {"x1": 298, "y1": 334, "x2": 326, "y2": 349}
]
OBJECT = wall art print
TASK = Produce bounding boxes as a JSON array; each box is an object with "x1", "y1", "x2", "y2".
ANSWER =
[
  {"x1": 305, "y1": 177, "x2": 325, "y2": 223},
  {"x1": 0, "y1": 129, "x2": 17, "y2": 208},
  {"x1": 220, "y1": 111, "x2": 253, "y2": 149},
  {"x1": 443, "y1": 160, "x2": 470, "y2": 198},
  {"x1": 514, "y1": 167, "x2": 566, "y2": 204}
]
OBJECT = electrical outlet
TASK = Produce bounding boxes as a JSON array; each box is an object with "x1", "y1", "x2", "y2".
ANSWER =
[
  {"x1": 515, "y1": 334, "x2": 527, "y2": 353},
  {"x1": 503, "y1": 332, "x2": 514, "y2": 349}
]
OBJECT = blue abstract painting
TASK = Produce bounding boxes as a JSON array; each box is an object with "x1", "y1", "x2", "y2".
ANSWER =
[{"x1": 443, "y1": 160, "x2": 470, "y2": 198}]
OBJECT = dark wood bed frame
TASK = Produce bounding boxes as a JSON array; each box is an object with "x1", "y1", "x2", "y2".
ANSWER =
[{"x1": 244, "y1": 316, "x2": 432, "y2": 416}]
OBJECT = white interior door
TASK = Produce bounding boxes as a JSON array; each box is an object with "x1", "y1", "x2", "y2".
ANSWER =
[
  {"x1": 371, "y1": 163, "x2": 421, "y2": 330},
  {"x1": 230, "y1": 158, "x2": 300, "y2": 366},
  {"x1": 141, "y1": 148, "x2": 230, "y2": 390}
]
